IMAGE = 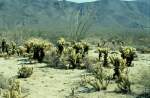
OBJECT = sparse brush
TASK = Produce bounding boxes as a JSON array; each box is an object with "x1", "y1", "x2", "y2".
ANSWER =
[
  {"x1": 18, "y1": 65, "x2": 33, "y2": 78},
  {"x1": 81, "y1": 64, "x2": 111, "y2": 91},
  {"x1": 117, "y1": 70, "x2": 131, "y2": 94},
  {"x1": 3, "y1": 79, "x2": 22, "y2": 98},
  {"x1": 119, "y1": 46, "x2": 136, "y2": 67}
]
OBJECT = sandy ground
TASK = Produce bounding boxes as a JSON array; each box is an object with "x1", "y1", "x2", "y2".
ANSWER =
[{"x1": 0, "y1": 52, "x2": 150, "y2": 98}]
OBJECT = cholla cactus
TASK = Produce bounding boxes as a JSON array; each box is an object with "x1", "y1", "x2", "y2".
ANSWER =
[
  {"x1": 9, "y1": 41, "x2": 17, "y2": 55},
  {"x1": 119, "y1": 46, "x2": 136, "y2": 67},
  {"x1": 73, "y1": 42, "x2": 83, "y2": 54},
  {"x1": 117, "y1": 70, "x2": 131, "y2": 94},
  {"x1": 97, "y1": 48, "x2": 109, "y2": 67},
  {"x1": 72, "y1": 41, "x2": 89, "y2": 57},
  {"x1": 109, "y1": 55, "x2": 126, "y2": 79},
  {"x1": 25, "y1": 38, "x2": 53, "y2": 62},
  {"x1": 3, "y1": 79, "x2": 22, "y2": 98},
  {"x1": 1, "y1": 38, "x2": 7, "y2": 53},
  {"x1": 68, "y1": 49, "x2": 82, "y2": 69},
  {"x1": 56, "y1": 37, "x2": 66, "y2": 56},
  {"x1": 18, "y1": 65, "x2": 33, "y2": 78},
  {"x1": 82, "y1": 41, "x2": 89, "y2": 56},
  {"x1": 81, "y1": 64, "x2": 111, "y2": 91}
]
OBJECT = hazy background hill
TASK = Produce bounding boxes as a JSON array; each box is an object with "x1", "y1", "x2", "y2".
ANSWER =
[{"x1": 0, "y1": 0, "x2": 149, "y2": 44}]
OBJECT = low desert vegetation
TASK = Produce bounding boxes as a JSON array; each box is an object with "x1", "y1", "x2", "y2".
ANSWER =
[
  {"x1": 0, "y1": 77, "x2": 23, "y2": 98},
  {"x1": 81, "y1": 64, "x2": 111, "y2": 91},
  {"x1": 3, "y1": 79, "x2": 22, "y2": 98},
  {"x1": 0, "y1": 36, "x2": 149, "y2": 98},
  {"x1": 18, "y1": 66, "x2": 33, "y2": 78}
]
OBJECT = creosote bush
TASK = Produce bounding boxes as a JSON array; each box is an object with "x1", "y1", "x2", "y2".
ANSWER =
[{"x1": 18, "y1": 66, "x2": 33, "y2": 78}]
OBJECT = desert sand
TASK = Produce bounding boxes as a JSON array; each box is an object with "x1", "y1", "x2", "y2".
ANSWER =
[{"x1": 0, "y1": 52, "x2": 150, "y2": 98}]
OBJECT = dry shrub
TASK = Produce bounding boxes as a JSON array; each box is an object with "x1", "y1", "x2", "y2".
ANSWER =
[
  {"x1": 18, "y1": 66, "x2": 33, "y2": 78},
  {"x1": 81, "y1": 64, "x2": 111, "y2": 91}
]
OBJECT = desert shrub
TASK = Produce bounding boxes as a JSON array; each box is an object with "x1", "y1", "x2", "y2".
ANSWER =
[
  {"x1": 44, "y1": 47, "x2": 60, "y2": 67},
  {"x1": 81, "y1": 64, "x2": 111, "y2": 91},
  {"x1": 119, "y1": 46, "x2": 136, "y2": 67},
  {"x1": 18, "y1": 66, "x2": 33, "y2": 78}
]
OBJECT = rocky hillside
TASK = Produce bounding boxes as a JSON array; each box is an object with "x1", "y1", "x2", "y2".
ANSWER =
[{"x1": 0, "y1": 0, "x2": 149, "y2": 32}]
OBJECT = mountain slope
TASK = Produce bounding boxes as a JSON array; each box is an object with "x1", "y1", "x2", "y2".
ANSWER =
[{"x1": 0, "y1": 0, "x2": 149, "y2": 32}]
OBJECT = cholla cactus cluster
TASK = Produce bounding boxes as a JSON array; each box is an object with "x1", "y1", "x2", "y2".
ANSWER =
[
  {"x1": 0, "y1": 39, "x2": 17, "y2": 57},
  {"x1": 109, "y1": 55, "x2": 126, "y2": 79},
  {"x1": 55, "y1": 38, "x2": 89, "y2": 69},
  {"x1": 97, "y1": 47, "x2": 109, "y2": 67},
  {"x1": 24, "y1": 38, "x2": 53, "y2": 62},
  {"x1": 3, "y1": 79, "x2": 22, "y2": 98},
  {"x1": 81, "y1": 43, "x2": 136, "y2": 93},
  {"x1": 109, "y1": 49, "x2": 133, "y2": 93},
  {"x1": 117, "y1": 70, "x2": 131, "y2": 94},
  {"x1": 119, "y1": 46, "x2": 136, "y2": 67}
]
